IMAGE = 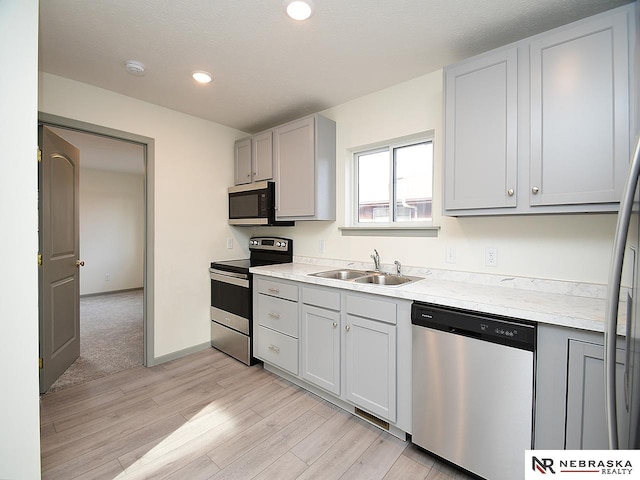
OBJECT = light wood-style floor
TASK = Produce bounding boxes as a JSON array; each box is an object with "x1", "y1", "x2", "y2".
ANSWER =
[{"x1": 40, "y1": 348, "x2": 475, "y2": 480}]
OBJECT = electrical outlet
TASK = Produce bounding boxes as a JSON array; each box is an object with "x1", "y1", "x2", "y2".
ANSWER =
[
  {"x1": 105, "y1": 273, "x2": 111, "y2": 282},
  {"x1": 226, "y1": 237, "x2": 233, "y2": 249},
  {"x1": 485, "y1": 248, "x2": 498, "y2": 267},
  {"x1": 446, "y1": 246, "x2": 456, "y2": 264},
  {"x1": 318, "y1": 239, "x2": 325, "y2": 253}
]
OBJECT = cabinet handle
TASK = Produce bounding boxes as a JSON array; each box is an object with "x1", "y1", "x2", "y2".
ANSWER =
[
  {"x1": 268, "y1": 288, "x2": 280, "y2": 294},
  {"x1": 246, "y1": 174, "x2": 251, "y2": 178},
  {"x1": 268, "y1": 344, "x2": 280, "y2": 354},
  {"x1": 345, "y1": 324, "x2": 350, "y2": 331},
  {"x1": 532, "y1": 186, "x2": 540, "y2": 194},
  {"x1": 332, "y1": 322, "x2": 338, "y2": 328},
  {"x1": 507, "y1": 188, "x2": 514, "y2": 196},
  {"x1": 268, "y1": 312, "x2": 281, "y2": 319}
]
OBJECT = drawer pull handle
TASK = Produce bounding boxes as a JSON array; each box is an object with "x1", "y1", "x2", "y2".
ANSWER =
[
  {"x1": 269, "y1": 312, "x2": 281, "y2": 319},
  {"x1": 333, "y1": 322, "x2": 338, "y2": 328},
  {"x1": 268, "y1": 288, "x2": 280, "y2": 294},
  {"x1": 268, "y1": 344, "x2": 280, "y2": 354}
]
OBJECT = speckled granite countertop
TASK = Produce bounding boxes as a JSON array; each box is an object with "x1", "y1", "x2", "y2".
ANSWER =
[{"x1": 250, "y1": 257, "x2": 627, "y2": 336}]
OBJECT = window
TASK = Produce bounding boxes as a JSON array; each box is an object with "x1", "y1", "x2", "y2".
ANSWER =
[{"x1": 354, "y1": 136, "x2": 433, "y2": 226}]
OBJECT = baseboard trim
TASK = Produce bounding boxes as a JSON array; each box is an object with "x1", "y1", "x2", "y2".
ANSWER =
[
  {"x1": 148, "y1": 342, "x2": 211, "y2": 367},
  {"x1": 80, "y1": 287, "x2": 144, "y2": 298}
]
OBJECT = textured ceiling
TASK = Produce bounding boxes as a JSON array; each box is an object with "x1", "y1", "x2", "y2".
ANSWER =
[{"x1": 39, "y1": 0, "x2": 634, "y2": 134}]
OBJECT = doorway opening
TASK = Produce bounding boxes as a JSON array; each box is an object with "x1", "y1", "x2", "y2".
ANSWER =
[{"x1": 39, "y1": 113, "x2": 155, "y2": 393}]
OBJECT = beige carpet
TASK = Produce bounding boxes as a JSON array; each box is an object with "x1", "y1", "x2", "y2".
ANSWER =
[{"x1": 46, "y1": 289, "x2": 144, "y2": 394}]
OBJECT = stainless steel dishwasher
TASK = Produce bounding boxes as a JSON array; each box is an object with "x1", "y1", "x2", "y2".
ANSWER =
[{"x1": 411, "y1": 302, "x2": 536, "y2": 480}]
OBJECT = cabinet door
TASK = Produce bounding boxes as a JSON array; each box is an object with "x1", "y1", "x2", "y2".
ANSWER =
[
  {"x1": 234, "y1": 138, "x2": 252, "y2": 185},
  {"x1": 530, "y1": 12, "x2": 629, "y2": 206},
  {"x1": 344, "y1": 314, "x2": 396, "y2": 422},
  {"x1": 301, "y1": 305, "x2": 340, "y2": 395},
  {"x1": 252, "y1": 130, "x2": 273, "y2": 182},
  {"x1": 566, "y1": 340, "x2": 629, "y2": 449},
  {"x1": 444, "y1": 48, "x2": 518, "y2": 211},
  {"x1": 274, "y1": 116, "x2": 315, "y2": 218}
]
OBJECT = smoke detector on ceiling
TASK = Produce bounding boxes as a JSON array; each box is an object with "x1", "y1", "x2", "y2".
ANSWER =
[{"x1": 125, "y1": 60, "x2": 146, "y2": 76}]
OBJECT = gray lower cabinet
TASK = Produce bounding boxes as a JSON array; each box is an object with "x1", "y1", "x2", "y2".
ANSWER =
[
  {"x1": 300, "y1": 303, "x2": 341, "y2": 395},
  {"x1": 535, "y1": 324, "x2": 628, "y2": 449},
  {"x1": 565, "y1": 339, "x2": 629, "y2": 449},
  {"x1": 255, "y1": 278, "x2": 299, "y2": 375},
  {"x1": 254, "y1": 276, "x2": 411, "y2": 433},
  {"x1": 444, "y1": 4, "x2": 634, "y2": 216},
  {"x1": 344, "y1": 313, "x2": 397, "y2": 423}
]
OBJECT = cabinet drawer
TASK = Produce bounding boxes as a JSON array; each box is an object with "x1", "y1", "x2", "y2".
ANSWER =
[
  {"x1": 257, "y1": 279, "x2": 298, "y2": 302},
  {"x1": 257, "y1": 294, "x2": 298, "y2": 337},
  {"x1": 346, "y1": 295, "x2": 396, "y2": 325},
  {"x1": 302, "y1": 286, "x2": 340, "y2": 311},
  {"x1": 257, "y1": 326, "x2": 298, "y2": 375}
]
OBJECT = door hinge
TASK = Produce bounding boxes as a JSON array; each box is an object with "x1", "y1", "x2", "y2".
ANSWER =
[
  {"x1": 39, "y1": 358, "x2": 43, "y2": 369},
  {"x1": 37, "y1": 252, "x2": 42, "y2": 266},
  {"x1": 37, "y1": 149, "x2": 42, "y2": 162}
]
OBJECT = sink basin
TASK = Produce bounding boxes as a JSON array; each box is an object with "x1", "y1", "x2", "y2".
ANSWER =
[
  {"x1": 310, "y1": 269, "x2": 368, "y2": 280},
  {"x1": 353, "y1": 274, "x2": 420, "y2": 286},
  {"x1": 309, "y1": 269, "x2": 422, "y2": 286}
]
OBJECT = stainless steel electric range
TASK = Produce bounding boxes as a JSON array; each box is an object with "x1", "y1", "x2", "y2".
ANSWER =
[{"x1": 209, "y1": 237, "x2": 293, "y2": 365}]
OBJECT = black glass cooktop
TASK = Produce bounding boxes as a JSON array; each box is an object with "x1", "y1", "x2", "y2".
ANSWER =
[{"x1": 210, "y1": 258, "x2": 251, "y2": 274}]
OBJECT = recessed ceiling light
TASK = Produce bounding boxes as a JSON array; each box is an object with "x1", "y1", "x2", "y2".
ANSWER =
[
  {"x1": 285, "y1": 0, "x2": 313, "y2": 21},
  {"x1": 125, "y1": 60, "x2": 146, "y2": 76},
  {"x1": 192, "y1": 71, "x2": 213, "y2": 84}
]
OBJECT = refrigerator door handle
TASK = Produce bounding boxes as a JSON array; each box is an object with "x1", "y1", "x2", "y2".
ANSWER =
[{"x1": 605, "y1": 135, "x2": 640, "y2": 450}]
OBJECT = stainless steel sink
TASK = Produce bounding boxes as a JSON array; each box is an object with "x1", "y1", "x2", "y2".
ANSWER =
[
  {"x1": 309, "y1": 269, "x2": 421, "y2": 286},
  {"x1": 353, "y1": 274, "x2": 420, "y2": 286},
  {"x1": 309, "y1": 269, "x2": 369, "y2": 280}
]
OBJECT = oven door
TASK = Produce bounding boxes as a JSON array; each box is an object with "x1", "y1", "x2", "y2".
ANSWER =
[{"x1": 210, "y1": 268, "x2": 251, "y2": 333}]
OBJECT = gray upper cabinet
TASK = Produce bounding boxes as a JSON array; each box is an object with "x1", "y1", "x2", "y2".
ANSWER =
[
  {"x1": 252, "y1": 130, "x2": 273, "y2": 182},
  {"x1": 444, "y1": 4, "x2": 634, "y2": 216},
  {"x1": 234, "y1": 130, "x2": 273, "y2": 186},
  {"x1": 274, "y1": 114, "x2": 336, "y2": 221},
  {"x1": 234, "y1": 137, "x2": 252, "y2": 185},
  {"x1": 444, "y1": 48, "x2": 518, "y2": 210},
  {"x1": 529, "y1": 11, "x2": 630, "y2": 207}
]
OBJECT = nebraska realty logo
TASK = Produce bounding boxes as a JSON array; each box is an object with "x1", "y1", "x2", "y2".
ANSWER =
[{"x1": 525, "y1": 451, "x2": 639, "y2": 479}]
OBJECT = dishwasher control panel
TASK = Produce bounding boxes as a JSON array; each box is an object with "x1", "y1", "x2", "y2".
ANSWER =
[{"x1": 411, "y1": 302, "x2": 536, "y2": 351}]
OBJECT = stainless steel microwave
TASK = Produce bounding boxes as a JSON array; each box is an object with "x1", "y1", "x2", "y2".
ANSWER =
[{"x1": 228, "y1": 181, "x2": 294, "y2": 226}]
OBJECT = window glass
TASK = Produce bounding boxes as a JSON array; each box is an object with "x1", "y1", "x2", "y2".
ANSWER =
[
  {"x1": 355, "y1": 137, "x2": 433, "y2": 226},
  {"x1": 358, "y1": 150, "x2": 389, "y2": 223},
  {"x1": 394, "y1": 142, "x2": 433, "y2": 222}
]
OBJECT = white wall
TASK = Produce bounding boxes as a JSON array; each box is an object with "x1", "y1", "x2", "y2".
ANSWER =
[
  {"x1": 39, "y1": 72, "x2": 250, "y2": 358},
  {"x1": 0, "y1": 1, "x2": 42, "y2": 478},
  {"x1": 80, "y1": 168, "x2": 144, "y2": 295},
  {"x1": 263, "y1": 71, "x2": 620, "y2": 285}
]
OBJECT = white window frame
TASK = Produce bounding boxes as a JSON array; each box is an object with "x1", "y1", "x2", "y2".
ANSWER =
[{"x1": 350, "y1": 132, "x2": 434, "y2": 230}]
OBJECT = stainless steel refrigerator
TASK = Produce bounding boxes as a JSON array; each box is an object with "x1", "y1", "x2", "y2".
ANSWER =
[{"x1": 605, "y1": 136, "x2": 640, "y2": 449}]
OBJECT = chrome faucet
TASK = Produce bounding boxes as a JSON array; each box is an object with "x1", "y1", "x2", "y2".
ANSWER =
[
  {"x1": 394, "y1": 260, "x2": 402, "y2": 276},
  {"x1": 371, "y1": 249, "x2": 381, "y2": 272}
]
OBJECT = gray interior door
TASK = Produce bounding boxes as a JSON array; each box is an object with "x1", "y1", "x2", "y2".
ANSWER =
[{"x1": 39, "y1": 126, "x2": 81, "y2": 393}]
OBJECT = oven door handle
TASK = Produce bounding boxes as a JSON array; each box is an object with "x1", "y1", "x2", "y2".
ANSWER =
[{"x1": 210, "y1": 270, "x2": 250, "y2": 288}]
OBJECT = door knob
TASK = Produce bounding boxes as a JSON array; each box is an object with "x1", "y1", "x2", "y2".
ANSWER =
[{"x1": 75, "y1": 260, "x2": 85, "y2": 267}]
